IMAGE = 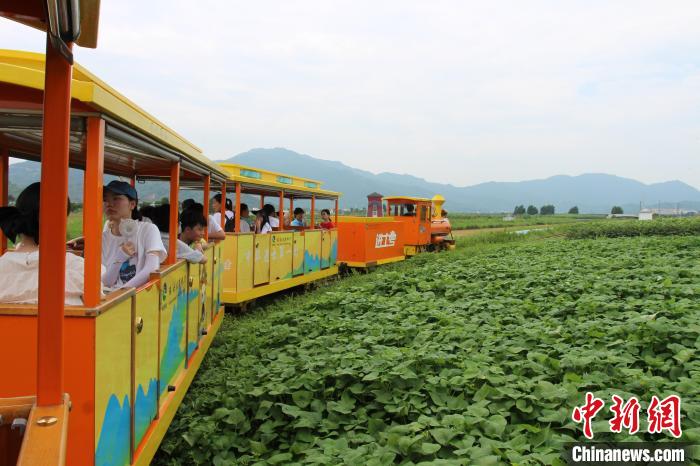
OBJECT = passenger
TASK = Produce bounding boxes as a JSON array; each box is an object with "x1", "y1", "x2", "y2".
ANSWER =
[
  {"x1": 253, "y1": 208, "x2": 272, "y2": 234},
  {"x1": 140, "y1": 205, "x2": 156, "y2": 224},
  {"x1": 211, "y1": 194, "x2": 234, "y2": 232},
  {"x1": 263, "y1": 204, "x2": 280, "y2": 229},
  {"x1": 290, "y1": 207, "x2": 306, "y2": 227},
  {"x1": 0, "y1": 182, "x2": 96, "y2": 305},
  {"x1": 178, "y1": 208, "x2": 209, "y2": 258},
  {"x1": 102, "y1": 180, "x2": 166, "y2": 290},
  {"x1": 238, "y1": 203, "x2": 252, "y2": 232},
  {"x1": 403, "y1": 204, "x2": 416, "y2": 216},
  {"x1": 184, "y1": 201, "x2": 225, "y2": 240},
  {"x1": 151, "y1": 204, "x2": 206, "y2": 264},
  {"x1": 319, "y1": 208, "x2": 334, "y2": 229}
]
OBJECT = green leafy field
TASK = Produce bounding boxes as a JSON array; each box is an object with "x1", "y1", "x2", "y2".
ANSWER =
[
  {"x1": 448, "y1": 214, "x2": 602, "y2": 230},
  {"x1": 565, "y1": 217, "x2": 700, "y2": 239},
  {"x1": 154, "y1": 234, "x2": 700, "y2": 465}
]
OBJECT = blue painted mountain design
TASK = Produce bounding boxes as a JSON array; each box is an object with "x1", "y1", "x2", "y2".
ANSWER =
[
  {"x1": 160, "y1": 287, "x2": 187, "y2": 396},
  {"x1": 134, "y1": 378, "x2": 158, "y2": 447},
  {"x1": 95, "y1": 394, "x2": 130, "y2": 466}
]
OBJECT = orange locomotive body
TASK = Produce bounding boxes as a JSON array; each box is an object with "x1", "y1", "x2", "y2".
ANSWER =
[{"x1": 337, "y1": 217, "x2": 405, "y2": 267}]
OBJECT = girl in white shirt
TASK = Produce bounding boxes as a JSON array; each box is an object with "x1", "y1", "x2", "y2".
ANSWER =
[
  {"x1": 0, "y1": 182, "x2": 92, "y2": 305},
  {"x1": 102, "y1": 181, "x2": 166, "y2": 289}
]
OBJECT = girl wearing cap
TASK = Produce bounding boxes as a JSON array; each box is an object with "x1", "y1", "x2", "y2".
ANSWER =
[
  {"x1": 0, "y1": 182, "x2": 97, "y2": 305},
  {"x1": 102, "y1": 180, "x2": 166, "y2": 289}
]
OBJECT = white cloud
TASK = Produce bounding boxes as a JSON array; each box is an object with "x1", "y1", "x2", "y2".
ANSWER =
[{"x1": 2, "y1": 0, "x2": 699, "y2": 187}]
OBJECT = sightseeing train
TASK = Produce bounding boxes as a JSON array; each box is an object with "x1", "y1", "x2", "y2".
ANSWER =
[{"x1": 0, "y1": 6, "x2": 453, "y2": 465}]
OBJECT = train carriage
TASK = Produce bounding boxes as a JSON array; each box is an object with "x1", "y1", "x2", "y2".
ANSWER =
[
  {"x1": 215, "y1": 163, "x2": 341, "y2": 305},
  {"x1": 0, "y1": 48, "x2": 228, "y2": 466}
]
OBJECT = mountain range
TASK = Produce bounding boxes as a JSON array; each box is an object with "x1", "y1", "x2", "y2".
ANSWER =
[{"x1": 7, "y1": 147, "x2": 700, "y2": 214}]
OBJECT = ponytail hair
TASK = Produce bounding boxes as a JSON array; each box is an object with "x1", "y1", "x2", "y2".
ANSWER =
[
  {"x1": 0, "y1": 182, "x2": 41, "y2": 245},
  {"x1": 0, "y1": 182, "x2": 72, "y2": 246}
]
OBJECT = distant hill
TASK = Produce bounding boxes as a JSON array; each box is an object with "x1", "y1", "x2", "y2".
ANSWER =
[
  {"x1": 224, "y1": 148, "x2": 700, "y2": 214},
  {"x1": 7, "y1": 147, "x2": 700, "y2": 214}
]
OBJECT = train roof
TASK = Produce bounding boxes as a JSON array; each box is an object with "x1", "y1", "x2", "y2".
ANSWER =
[
  {"x1": 218, "y1": 163, "x2": 341, "y2": 200},
  {"x1": 383, "y1": 196, "x2": 432, "y2": 203},
  {"x1": 0, "y1": 49, "x2": 228, "y2": 183}
]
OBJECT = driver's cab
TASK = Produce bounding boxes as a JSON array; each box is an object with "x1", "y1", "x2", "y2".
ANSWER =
[{"x1": 384, "y1": 196, "x2": 432, "y2": 254}]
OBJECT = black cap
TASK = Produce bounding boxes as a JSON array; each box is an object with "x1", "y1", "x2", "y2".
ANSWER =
[{"x1": 104, "y1": 180, "x2": 138, "y2": 200}]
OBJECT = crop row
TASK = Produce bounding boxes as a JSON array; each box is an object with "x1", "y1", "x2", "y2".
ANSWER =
[{"x1": 565, "y1": 217, "x2": 700, "y2": 239}]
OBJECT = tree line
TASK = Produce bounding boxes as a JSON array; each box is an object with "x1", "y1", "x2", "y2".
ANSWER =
[{"x1": 512, "y1": 205, "x2": 625, "y2": 215}]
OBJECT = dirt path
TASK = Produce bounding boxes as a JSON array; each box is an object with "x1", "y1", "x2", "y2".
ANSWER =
[{"x1": 451, "y1": 224, "x2": 566, "y2": 237}]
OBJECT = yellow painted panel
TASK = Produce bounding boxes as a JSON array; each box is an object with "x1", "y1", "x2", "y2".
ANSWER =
[
  {"x1": 203, "y1": 247, "x2": 214, "y2": 327},
  {"x1": 187, "y1": 262, "x2": 202, "y2": 360},
  {"x1": 214, "y1": 242, "x2": 225, "y2": 313},
  {"x1": 292, "y1": 231, "x2": 304, "y2": 276},
  {"x1": 321, "y1": 230, "x2": 331, "y2": 269},
  {"x1": 237, "y1": 235, "x2": 254, "y2": 292},
  {"x1": 221, "y1": 235, "x2": 237, "y2": 297},
  {"x1": 95, "y1": 298, "x2": 132, "y2": 466},
  {"x1": 254, "y1": 234, "x2": 271, "y2": 285},
  {"x1": 270, "y1": 232, "x2": 293, "y2": 282},
  {"x1": 304, "y1": 230, "x2": 322, "y2": 274},
  {"x1": 133, "y1": 285, "x2": 159, "y2": 451},
  {"x1": 330, "y1": 229, "x2": 338, "y2": 266},
  {"x1": 159, "y1": 263, "x2": 188, "y2": 403}
]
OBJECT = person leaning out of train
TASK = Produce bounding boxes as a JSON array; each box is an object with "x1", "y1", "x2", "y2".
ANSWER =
[
  {"x1": 253, "y1": 208, "x2": 272, "y2": 234},
  {"x1": 102, "y1": 181, "x2": 166, "y2": 290},
  {"x1": 183, "y1": 199, "x2": 225, "y2": 241},
  {"x1": 0, "y1": 182, "x2": 103, "y2": 305},
  {"x1": 179, "y1": 208, "x2": 209, "y2": 254},
  {"x1": 318, "y1": 208, "x2": 334, "y2": 229},
  {"x1": 290, "y1": 207, "x2": 306, "y2": 227},
  {"x1": 150, "y1": 204, "x2": 206, "y2": 264},
  {"x1": 210, "y1": 194, "x2": 234, "y2": 232}
]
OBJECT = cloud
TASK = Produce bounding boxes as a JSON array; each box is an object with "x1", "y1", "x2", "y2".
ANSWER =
[{"x1": 2, "y1": 0, "x2": 699, "y2": 187}]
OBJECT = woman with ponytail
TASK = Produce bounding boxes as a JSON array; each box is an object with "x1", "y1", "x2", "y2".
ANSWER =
[
  {"x1": 0, "y1": 182, "x2": 89, "y2": 305},
  {"x1": 102, "y1": 181, "x2": 166, "y2": 289}
]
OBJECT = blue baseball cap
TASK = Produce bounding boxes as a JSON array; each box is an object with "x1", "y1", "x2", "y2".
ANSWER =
[{"x1": 104, "y1": 180, "x2": 138, "y2": 200}]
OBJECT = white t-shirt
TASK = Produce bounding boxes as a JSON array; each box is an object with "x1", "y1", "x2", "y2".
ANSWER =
[
  {"x1": 102, "y1": 221, "x2": 166, "y2": 288},
  {"x1": 208, "y1": 214, "x2": 225, "y2": 235},
  {"x1": 259, "y1": 222, "x2": 272, "y2": 234},
  {"x1": 269, "y1": 216, "x2": 280, "y2": 228},
  {"x1": 0, "y1": 251, "x2": 91, "y2": 306},
  {"x1": 161, "y1": 232, "x2": 204, "y2": 263}
]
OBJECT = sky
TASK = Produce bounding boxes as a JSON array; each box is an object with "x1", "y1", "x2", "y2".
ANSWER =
[{"x1": 2, "y1": 1, "x2": 699, "y2": 188}]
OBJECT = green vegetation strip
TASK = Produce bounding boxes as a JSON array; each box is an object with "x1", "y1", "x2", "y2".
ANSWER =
[
  {"x1": 155, "y1": 235, "x2": 700, "y2": 465},
  {"x1": 448, "y1": 214, "x2": 602, "y2": 231},
  {"x1": 566, "y1": 217, "x2": 700, "y2": 239}
]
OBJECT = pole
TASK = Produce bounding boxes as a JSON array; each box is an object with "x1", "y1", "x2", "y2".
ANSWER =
[
  {"x1": 234, "y1": 182, "x2": 240, "y2": 233},
  {"x1": 0, "y1": 147, "x2": 8, "y2": 254},
  {"x1": 311, "y1": 195, "x2": 315, "y2": 228},
  {"x1": 37, "y1": 38, "x2": 73, "y2": 406},
  {"x1": 334, "y1": 198, "x2": 339, "y2": 225},
  {"x1": 220, "y1": 181, "x2": 227, "y2": 230},
  {"x1": 279, "y1": 190, "x2": 284, "y2": 230},
  {"x1": 82, "y1": 117, "x2": 105, "y2": 307},
  {"x1": 167, "y1": 162, "x2": 180, "y2": 264},
  {"x1": 202, "y1": 175, "x2": 210, "y2": 241}
]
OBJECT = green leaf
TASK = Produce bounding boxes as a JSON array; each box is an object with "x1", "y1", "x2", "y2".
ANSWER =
[
  {"x1": 420, "y1": 442, "x2": 442, "y2": 455},
  {"x1": 483, "y1": 415, "x2": 507, "y2": 437}
]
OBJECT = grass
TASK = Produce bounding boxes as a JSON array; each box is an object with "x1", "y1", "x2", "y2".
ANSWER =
[{"x1": 447, "y1": 213, "x2": 603, "y2": 230}]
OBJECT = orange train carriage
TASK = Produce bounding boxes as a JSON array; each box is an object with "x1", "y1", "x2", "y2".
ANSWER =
[{"x1": 336, "y1": 195, "x2": 455, "y2": 268}]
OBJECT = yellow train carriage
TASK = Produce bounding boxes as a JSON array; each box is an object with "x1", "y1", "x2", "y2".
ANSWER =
[{"x1": 217, "y1": 164, "x2": 340, "y2": 305}]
